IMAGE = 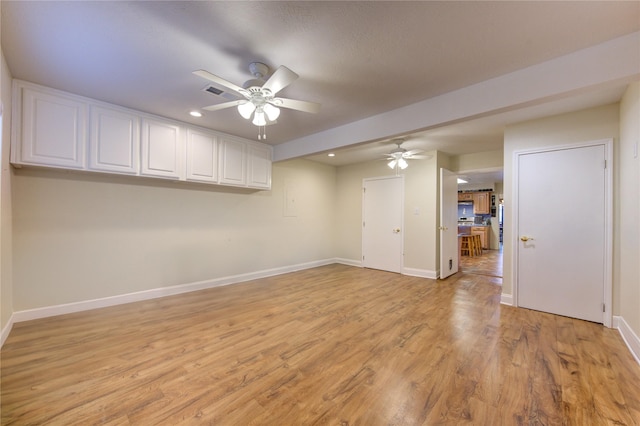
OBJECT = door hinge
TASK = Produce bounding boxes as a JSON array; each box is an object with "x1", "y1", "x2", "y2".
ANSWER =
[
  {"x1": 363, "y1": 221, "x2": 365, "y2": 227},
  {"x1": 363, "y1": 187, "x2": 366, "y2": 193},
  {"x1": 604, "y1": 160, "x2": 607, "y2": 169},
  {"x1": 602, "y1": 303, "x2": 606, "y2": 312},
  {"x1": 363, "y1": 255, "x2": 365, "y2": 261}
]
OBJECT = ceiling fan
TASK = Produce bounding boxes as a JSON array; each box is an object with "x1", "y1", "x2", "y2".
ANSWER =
[
  {"x1": 384, "y1": 139, "x2": 429, "y2": 171},
  {"x1": 193, "y1": 62, "x2": 320, "y2": 140}
]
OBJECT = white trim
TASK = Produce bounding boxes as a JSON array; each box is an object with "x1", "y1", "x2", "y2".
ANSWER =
[
  {"x1": 403, "y1": 267, "x2": 438, "y2": 280},
  {"x1": 512, "y1": 139, "x2": 613, "y2": 326},
  {"x1": 9, "y1": 259, "x2": 335, "y2": 324},
  {"x1": 335, "y1": 258, "x2": 362, "y2": 267},
  {"x1": 613, "y1": 316, "x2": 640, "y2": 366},
  {"x1": 1, "y1": 314, "x2": 15, "y2": 347},
  {"x1": 500, "y1": 293, "x2": 514, "y2": 306}
]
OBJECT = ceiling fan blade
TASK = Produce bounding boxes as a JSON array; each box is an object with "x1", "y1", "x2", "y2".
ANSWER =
[
  {"x1": 404, "y1": 149, "x2": 424, "y2": 157},
  {"x1": 262, "y1": 66, "x2": 298, "y2": 95},
  {"x1": 193, "y1": 69, "x2": 247, "y2": 97},
  {"x1": 274, "y1": 97, "x2": 321, "y2": 114},
  {"x1": 202, "y1": 99, "x2": 244, "y2": 112}
]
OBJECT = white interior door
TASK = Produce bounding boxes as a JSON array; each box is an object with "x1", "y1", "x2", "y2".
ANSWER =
[
  {"x1": 516, "y1": 141, "x2": 611, "y2": 324},
  {"x1": 439, "y1": 168, "x2": 459, "y2": 278},
  {"x1": 362, "y1": 176, "x2": 403, "y2": 273}
]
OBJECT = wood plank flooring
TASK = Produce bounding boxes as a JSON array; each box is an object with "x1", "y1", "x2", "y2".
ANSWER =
[{"x1": 2, "y1": 264, "x2": 639, "y2": 425}]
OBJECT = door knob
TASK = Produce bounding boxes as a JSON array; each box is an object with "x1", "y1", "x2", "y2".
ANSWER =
[
  {"x1": 393, "y1": 228, "x2": 401, "y2": 233},
  {"x1": 520, "y1": 236, "x2": 534, "y2": 242}
]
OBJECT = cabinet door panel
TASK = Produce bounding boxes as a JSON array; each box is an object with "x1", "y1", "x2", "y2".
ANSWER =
[
  {"x1": 248, "y1": 144, "x2": 272, "y2": 189},
  {"x1": 186, "y1": 129, "x2": 217, "y2": 183},
  {"x1": 89, "y1": 106, "x2": 139, "y2": 174},
  {"x1": 141, "y1": 119, "x2": 183, "y2": 179},
  {"x1": 218, "y1": 138, "x2": 247, "y2": 186},
  {"x1": 21, "y1": 88, "x2": 86, "y2": 168}
]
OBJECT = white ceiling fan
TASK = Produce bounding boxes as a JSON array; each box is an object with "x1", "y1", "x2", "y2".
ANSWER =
[
  {"x1": 384, "y1": 139, "x2": 429, "y2": 171},
  {"x1": 193, "y1": 62, "x2": 320, "y2": 140}
]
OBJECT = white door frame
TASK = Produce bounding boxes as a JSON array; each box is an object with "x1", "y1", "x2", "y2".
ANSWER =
[{"x1": 511, "y1": 139, "x2": 613, "y2": 327}]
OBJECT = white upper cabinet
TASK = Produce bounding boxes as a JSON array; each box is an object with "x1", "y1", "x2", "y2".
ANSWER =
[
  {"x1": 140, "y1": 118, "x2": 184, "y2": 180},
  {"x1": 16, "y1": 85, "x2": 86, "y2": 169},
  {"x1": 247, "y1": 143, "x2": 272, "y2": 189},
  {"x1": 11, "y1": 80, "x2": 271, "y2": 190},
  {"x1": 89, "y1": 105, "x2": 139, "y2": 175},
  {"x1": 186, "y1": 128, "x2": 218, "y2": 183},
  {"x1": 218, "y1": 137, "x2": 247, "y2": 186}
]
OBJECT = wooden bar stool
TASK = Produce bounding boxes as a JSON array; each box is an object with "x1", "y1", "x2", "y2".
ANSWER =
[
  {"x1": 460, "y1": 235, "x2": 473, "y2": 257},
  {"x1": 471, "y1": 234, "x2": 482, "y2": 256}
]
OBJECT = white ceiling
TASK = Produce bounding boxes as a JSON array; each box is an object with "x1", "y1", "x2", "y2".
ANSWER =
[{"x1": 2, "y1": 1, "x2": 639, "y2": 174}]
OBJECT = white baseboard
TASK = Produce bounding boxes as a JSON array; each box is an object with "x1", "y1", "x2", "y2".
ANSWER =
[
  {"x1": 10, "y1": 258, "x2": 336, "y2": 325},
  {"x1": 403, "y1": 267, "x2": 438, "y2": 279},
  {"x1": 613, "y1": 315, "x2": 640, "y2": 365},
  {"x1": 334, "y1": 258, "x2": 362, "y2": 267},
  {"x1": 1, "y1": 314, "x2": 14, "y2": 347},
  {"x1": 500, "y1": 293, "x2": 513, "y2": 306}
]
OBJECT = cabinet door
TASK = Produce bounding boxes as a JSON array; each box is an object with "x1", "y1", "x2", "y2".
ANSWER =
[
  {"x1": 473, "y1": 192, "x2": 490, "y2": 214},
  {"x1": 471, "y1": 227, "x2": 489, "y2": 249},
  {"x1": 20, "y1": 87, "x2": 86, "y2": 169},
  {"x1": 218, "y1": 138, "x2": 247, "y2": 186},
  {"x1": 247, "y1": 143, "x2": 272, "y2": 189},
  {"x1": 89, "y1": 105, "x2": 139, "y2": 174},
  {"x1": 186, "y1": 129, "x2": 218, "y2": 183},
  {"x1": 141, "y1": 119, "x2": 184, "y2": 179}
]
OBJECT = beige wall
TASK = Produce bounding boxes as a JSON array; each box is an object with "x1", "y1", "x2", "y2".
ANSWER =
[
  {"x1": 11, "y1": 159, "x2": 336, "y2": 310},
  {"x1": 452, "y1": 149, "x2": 503, "y2": 172},
  {"x1": 1, "y1": 49, "x2": 13, "y2": 331},
  {"x1": 502, "y1": 103, "x2": 620, "y2": 302},
  {"x1": 335, "y1": 152, "x2": 441, "y2": 274},
  {"x1": 618, "y1": 82, "x2": 640, "y2": 334}
]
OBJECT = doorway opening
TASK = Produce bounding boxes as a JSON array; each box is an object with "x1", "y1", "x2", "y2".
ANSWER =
[{"x1": 456, "y1": 170, "x2": 503, "y2": 279}]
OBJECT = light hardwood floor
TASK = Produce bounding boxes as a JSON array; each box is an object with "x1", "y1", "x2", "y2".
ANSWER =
[{"x1": 2, "y1": 264, "x2": 639, "y2": 424}]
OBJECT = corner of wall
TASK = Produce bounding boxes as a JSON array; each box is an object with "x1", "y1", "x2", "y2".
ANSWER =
[{"x1": 0, "y1": 47, "x2": 14, "y2": 336}]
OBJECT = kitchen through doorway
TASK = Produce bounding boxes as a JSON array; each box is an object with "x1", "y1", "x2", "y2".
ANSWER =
[{"x1": 457, "y1": 177, "x2": 503, "y2": 279}]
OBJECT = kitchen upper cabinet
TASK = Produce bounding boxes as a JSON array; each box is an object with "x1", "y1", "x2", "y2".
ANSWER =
[
  {"x1": 14, "y1": 84, "x2": 86, "y2": 169},
  {"x1": 218, "y1": 137, "x2": 247, "y2": 186},
  {"x1": 89, "y1": 105, "x2": 139, "y2": 175},
  {"x1": 186, "y1": 129, "x2": 218, "y2": 183},
  {"x1": 473, "y1": 192, "x2": 491, "y2": 214},
  {"x1": 141, "y1": 118, "x2": 184, "y2": 180},
  {"x1": 247, "y1": 143, "x2": 272, "y2": 189},
  {"x1": 458, "y1": 192, "x2": 473, "y2": 201}
]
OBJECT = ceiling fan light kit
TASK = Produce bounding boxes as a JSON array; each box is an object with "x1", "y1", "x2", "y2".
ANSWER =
[
  {"x1": 384, "y1": 139, "x2": 429, "y2": 174},
  {"x1": 193, "y1": 62, "x2": 320, "y2": 141}
]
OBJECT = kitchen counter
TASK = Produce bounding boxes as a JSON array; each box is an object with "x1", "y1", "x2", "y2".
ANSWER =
[{"x1": 457, "y1": 224, "x2": 491, "y2": 249}]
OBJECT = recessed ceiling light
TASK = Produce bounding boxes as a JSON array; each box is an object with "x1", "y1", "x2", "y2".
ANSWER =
[
  {"x1": 189, "y1": 110, "x2": 203, "y2": 118},
  {"x1": 328, "y1": 153, "x2": 335, "y2": 157}
]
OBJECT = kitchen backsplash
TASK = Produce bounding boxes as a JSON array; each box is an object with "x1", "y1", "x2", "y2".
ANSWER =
[{"x1": 457, "y1": 204, "x2": 491, "y2": 224}]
